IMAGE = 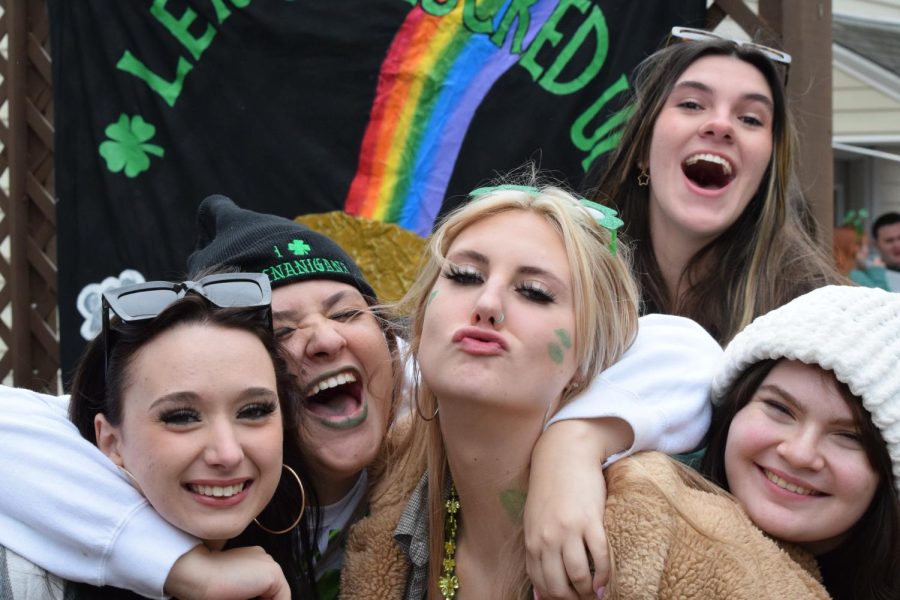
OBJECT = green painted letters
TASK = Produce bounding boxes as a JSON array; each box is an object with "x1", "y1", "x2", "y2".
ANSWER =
[
  {"x1": 116, "y1": 51, "x2": 193, "y2": 108},
  {"x1": 120, "y1": 0, "x2": 255, "y2": 106},
  {"x1": 421, "y1": 0, "x2": 458, "y2": 17},
  {"x1": 571, "y1": 73, "x2": 629, "y2": 150},
  {"x1": 150, "y1": 0, "x2": 216, "y2": 61},
  {"x1": 537, "y1": 4, "x2": 607, "y2": 94},
  {"x1": 209, "y1": 0, "x2": 234, "y2": 23},
  {"x1": 463, "y1": 0, "x2": 507, "y2": 34},
  {"x1": 516, "y1": 0, "x2": 559, "y2": 76},
  {"x1": 520, "y1": 0, "x2": 608, "y2": 95},
  {"x1": 571, "y1": 72, "x2": 634, "y2": 170},
  {"x1": 489, "y1": 0, "x2": 537, "y2": 53}
]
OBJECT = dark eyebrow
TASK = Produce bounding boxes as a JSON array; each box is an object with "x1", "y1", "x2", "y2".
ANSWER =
[
  {"x1": 273, "y1": 290, "x2": 357, "y2": 322},
  {"x1": 673, "y1": 80, "x2": 774, "y2": 110},
  {"x1": 320, "y1": 290, "x2": 352, "y2": 312},
  {"x1": 757, "y1": 383, "x2": 857, "y2": 429},
  {"x1": 149, "y1": 387, "x2": 277, "y2": 412},
  {"x1": 149, "y1": 391, "x2": 199, "y2": 411}
]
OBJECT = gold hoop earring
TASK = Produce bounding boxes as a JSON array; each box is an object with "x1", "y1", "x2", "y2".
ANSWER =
[
  {"x1": 254, "y1": 464, "x2": 307, "y2": 535},
  {"x1": 416, "y1": 398, "x2": 441, "y2": 421},
  {"x1": 411, "y1": 369, "x2": 439, "y2": 421},
  {"x1": 637, "y1": 169, "x2": 650, "y2": 186}
]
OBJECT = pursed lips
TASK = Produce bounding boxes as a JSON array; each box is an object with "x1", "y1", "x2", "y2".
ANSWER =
[{"x1": 452, "y1": 327, "x2": 508, "y2": 354}]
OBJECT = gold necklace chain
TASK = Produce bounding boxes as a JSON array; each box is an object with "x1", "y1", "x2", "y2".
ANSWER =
[{"x1": 438, "y1": 484, "x2": 460, "y2": 599}]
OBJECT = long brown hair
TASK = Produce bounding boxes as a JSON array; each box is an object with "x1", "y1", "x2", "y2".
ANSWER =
[{"x1": 586, "y1": 38, "x2": 843, "y2": 344}]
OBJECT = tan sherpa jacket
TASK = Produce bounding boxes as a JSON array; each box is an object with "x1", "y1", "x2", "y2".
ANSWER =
[{"x1": 340, "y1": 451, "x2": 829, "y2": 599}]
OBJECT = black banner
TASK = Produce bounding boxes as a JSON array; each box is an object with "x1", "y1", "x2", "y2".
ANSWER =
[{"x1": 50, "y1": 0, "x2": 704, "y2": 374}]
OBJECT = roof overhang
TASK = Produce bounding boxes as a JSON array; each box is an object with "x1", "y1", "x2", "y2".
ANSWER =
[{"x1": 832, "y1": 43, "x2": 900, "y2": 104}]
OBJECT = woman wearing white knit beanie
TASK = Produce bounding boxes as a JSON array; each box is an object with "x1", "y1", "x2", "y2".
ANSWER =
[{"x1": 701, "y1": 285, "x2": 900, "y2": 600}]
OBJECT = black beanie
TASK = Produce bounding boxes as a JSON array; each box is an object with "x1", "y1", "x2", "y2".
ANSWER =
[{"x1": 187, "y1": 195, "x2": 377, "y2": 301}]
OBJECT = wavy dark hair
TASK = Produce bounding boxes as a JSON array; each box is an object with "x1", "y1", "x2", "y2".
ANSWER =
[
  {"x1": 701, "y1": 359, "x2": 900, "y2": 600},
  {"x1": 585, "y1": 37, "x2": 843, "y2": 344},
  {"x1": 68, "y1": 293, "x2": 319, "y2": 599}
]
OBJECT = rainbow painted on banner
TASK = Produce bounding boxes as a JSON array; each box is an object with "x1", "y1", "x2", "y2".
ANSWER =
[{"x1": 344, "y1": 1, "x2": 558, "y2": 236}]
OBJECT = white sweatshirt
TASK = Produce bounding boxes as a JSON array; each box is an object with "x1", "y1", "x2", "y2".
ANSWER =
[
  {"x1": 0, "y1": 385, "x2": 196, "y2": 599},
  {"x1": 0, "y1": 313, "x2": 721, "y2": 598},
  {"x1": 548, "y1": 313, "x2": 723, "y2": 464}
]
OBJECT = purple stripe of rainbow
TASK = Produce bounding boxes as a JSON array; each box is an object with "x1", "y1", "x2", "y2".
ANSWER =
[{"x1": 345, "y1": 1, "x2": 557, "y2": 236}]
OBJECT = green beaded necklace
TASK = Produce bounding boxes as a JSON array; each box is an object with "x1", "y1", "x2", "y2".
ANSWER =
[{"x1": 438, "y1": 484, "x2": 460, "y2": 599}]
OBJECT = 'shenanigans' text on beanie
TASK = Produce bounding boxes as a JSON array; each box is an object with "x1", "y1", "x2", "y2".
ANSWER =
[
  {"x1": 187, "y1": 195, "x2": 376, "y2": 301},
  {"x1": 713, "y1": 285, "x2": 900, "y2": 494}
]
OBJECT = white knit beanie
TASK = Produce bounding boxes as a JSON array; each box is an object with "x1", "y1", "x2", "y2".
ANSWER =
[{"x1": 712, "y1": 285, "x2": 900, "y2": 495}]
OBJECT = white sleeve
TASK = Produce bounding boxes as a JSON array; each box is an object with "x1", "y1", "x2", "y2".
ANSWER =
[
  {"x1": 547, "y1": 314, "x2": 723, "y2": 466},
  {"x1": 0, "y1": 385, "x2": 198, "y2": 599}
]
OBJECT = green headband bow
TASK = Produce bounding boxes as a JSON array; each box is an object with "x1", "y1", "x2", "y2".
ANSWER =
[
  {"x1": 469, "y1": 185, "x2": 624, "y2": 255},
  {"x1": 840, "y1": 208, "x2": 868, "y2": 239}
]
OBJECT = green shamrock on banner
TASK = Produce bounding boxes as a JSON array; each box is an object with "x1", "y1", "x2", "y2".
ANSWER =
[{"x1": 98, "y1": 114, "x2": 165, "y2": 178}]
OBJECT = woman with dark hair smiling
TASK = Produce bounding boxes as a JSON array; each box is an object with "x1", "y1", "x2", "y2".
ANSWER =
[
  {"x1": 0, "y1": 274, "x2": 317, "y2": 598},
  {"x1": 701, "y1": 286, "x2": 900, "y2": 600}
]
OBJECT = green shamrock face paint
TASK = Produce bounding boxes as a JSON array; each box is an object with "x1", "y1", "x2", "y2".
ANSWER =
[
  {"x1": 548, "y1": 328, "x2": 573, "y2": 364},
  {"x1": 548, "y1": 343, "x2": 564, "y2": 364},
  {"x1": 555, "y1": 328, "x2": 572, "y2": 348},
  {"x1": 500, "y1": 489, "x2": 527, "y2": 524}
]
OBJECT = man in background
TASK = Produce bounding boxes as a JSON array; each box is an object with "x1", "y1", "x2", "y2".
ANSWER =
[{"x1": 852, "y1": 211, "x2": 900, "y2": 291}]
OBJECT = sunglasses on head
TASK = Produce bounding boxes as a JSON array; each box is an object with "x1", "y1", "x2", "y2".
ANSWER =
[
  {"x1": 668, "y1": 26, "x2": 791, "y2": 86},
  {"x1": 102, "y1": 272, "x2": 273, "y2": 374}
]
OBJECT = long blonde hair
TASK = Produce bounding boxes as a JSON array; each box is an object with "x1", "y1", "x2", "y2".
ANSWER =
[{"x1": 383, "y1": 179, "x2": 640, "y2": 599}]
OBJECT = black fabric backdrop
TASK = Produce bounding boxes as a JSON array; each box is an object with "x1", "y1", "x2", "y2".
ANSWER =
[{"x1": 49, "y1": 0, "x2": 704, "y2": 377}]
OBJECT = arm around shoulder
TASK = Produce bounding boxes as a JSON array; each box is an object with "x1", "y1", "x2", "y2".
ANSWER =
[
  {"x1": 0, "y1": 385, "x2": 197, "y2": 598},
  {"x1": 548, "y1": 314, "x2": 722, "y2": 464}
]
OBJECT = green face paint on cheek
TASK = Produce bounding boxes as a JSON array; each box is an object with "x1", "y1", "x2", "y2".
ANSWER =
[
  {"x1": 499, "y1": 489, "x2": 527, "y2": 524},
  {"x1": 548, "y1": 328, "x2": 573, "y2": 364},
  {"x1": 548, "y1": 343, "x2": 564, "y2": 364},
  {"x1": 427, "y1": 289, "x2": 438, "y2": 307}
]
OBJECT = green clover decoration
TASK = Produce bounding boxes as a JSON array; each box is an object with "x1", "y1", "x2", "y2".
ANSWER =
[
  {"x1": 98, "y1": 114, "x2": 165, "y2": 178},
  {"x1": 468, "y1": 185, "x2": 623, "y2": 254}
]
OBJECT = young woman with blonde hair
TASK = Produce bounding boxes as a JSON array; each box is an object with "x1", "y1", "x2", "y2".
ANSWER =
[{"x1": 335, "y1": 183, "x2": 828, "y2": 599}]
